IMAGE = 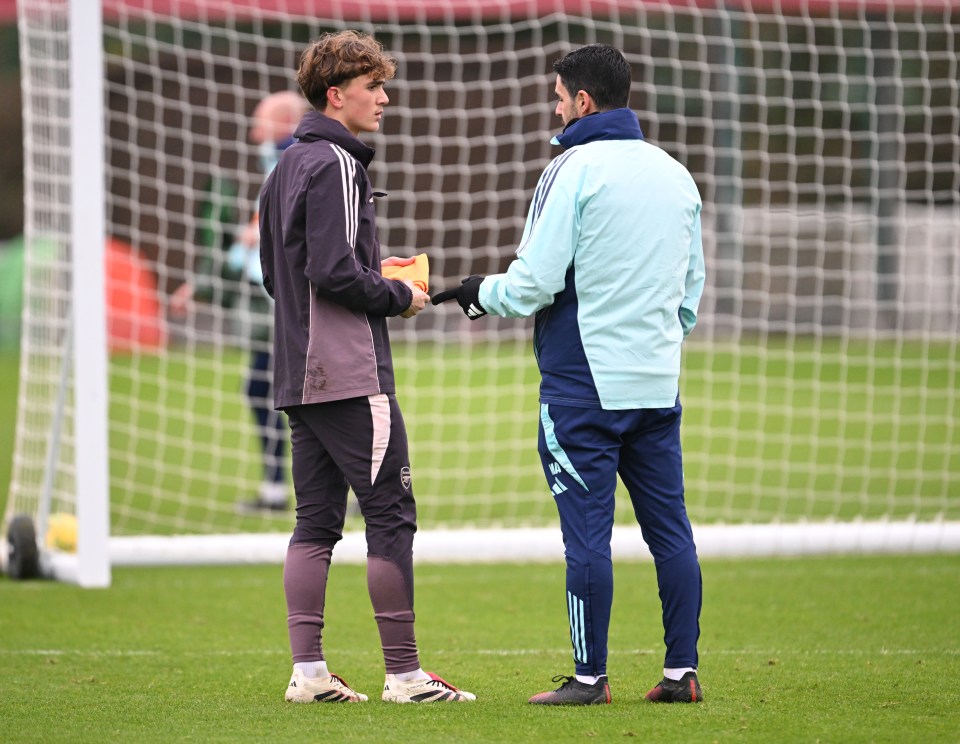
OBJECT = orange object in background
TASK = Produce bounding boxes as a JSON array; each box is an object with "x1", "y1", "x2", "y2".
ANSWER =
[{"x1": 105, "y1": 238, "x2": 167, "y2": 352}]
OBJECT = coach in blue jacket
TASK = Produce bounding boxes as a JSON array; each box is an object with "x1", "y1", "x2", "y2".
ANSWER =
[{"x1": 434, "y1": 43, "x2": 707, "y2": 706}]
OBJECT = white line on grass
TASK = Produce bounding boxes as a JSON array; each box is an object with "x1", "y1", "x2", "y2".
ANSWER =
[{"x1": 2, "y1": 647, "x2": 958, "y2": 658}]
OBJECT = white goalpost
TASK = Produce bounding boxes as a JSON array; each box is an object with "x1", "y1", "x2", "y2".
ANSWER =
[
  {"x1": 3, "y1": 0, "x2": 111, "y2": 586},
  {"x1": 65, "y1": 0, "x2": 111, "y2": 587},
  {"x1": 5, "y1": 0, "x2": 959, "y2": 584}
]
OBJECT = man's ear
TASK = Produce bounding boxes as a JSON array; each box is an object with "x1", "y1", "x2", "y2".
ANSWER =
[
  {"x1": 575, "y1": 90, "x2": 593, "y2": 116},
  {"x1": 325, "y1": 86, "x2": 342, "y2": 111}
]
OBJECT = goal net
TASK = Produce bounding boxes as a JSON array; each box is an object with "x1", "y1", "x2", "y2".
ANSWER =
[{"x1": 6, "y1": 0, "x2": 959, "y2": 580}]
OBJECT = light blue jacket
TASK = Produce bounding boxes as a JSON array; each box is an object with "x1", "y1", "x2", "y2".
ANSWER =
[{"x1": 478, "y1": 108, "x2": 705, "y2": 410}]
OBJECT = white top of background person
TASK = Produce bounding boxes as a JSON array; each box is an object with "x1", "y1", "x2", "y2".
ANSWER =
[{"x1": 232, "y1": 90, "x2": 312, "y2": 264}]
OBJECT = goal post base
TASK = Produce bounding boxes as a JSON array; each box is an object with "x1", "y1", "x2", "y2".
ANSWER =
[
  {"x1": 0, "y1": 548, "x2": 112, "y2": 588},
  {"x1": 108, "y1": 521, "x2": 960, "y2": 568}
]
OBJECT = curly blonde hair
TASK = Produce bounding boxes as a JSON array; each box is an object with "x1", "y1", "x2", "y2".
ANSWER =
[{"x1": 296, "y1": 30, "x2": 397, "y2": 110}]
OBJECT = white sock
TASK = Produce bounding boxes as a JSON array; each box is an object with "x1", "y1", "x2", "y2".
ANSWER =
[
  {"x1": 294, "y1": 660, "x2": 328, "y2": 679},
  {"x1": 664, "y1": 667, "x2": 696, "y2": 681},
  {"x1": 394, "y1": 668, "x2": 431, "y2": 682},
  {"x1": 575, "y1": 674, "x2": 601, "y2": 685}
]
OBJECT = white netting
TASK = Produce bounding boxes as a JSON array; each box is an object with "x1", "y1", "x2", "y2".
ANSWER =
[{"x1": 8, "y1": 1, "x2": 959, "y2": 557}]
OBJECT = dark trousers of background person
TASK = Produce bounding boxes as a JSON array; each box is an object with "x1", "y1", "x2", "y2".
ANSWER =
[{"x1": 247, "y1": 349, "x2": 287, "y2": 486}]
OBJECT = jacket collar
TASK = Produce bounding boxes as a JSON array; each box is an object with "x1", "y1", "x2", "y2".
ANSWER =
[
  {"x1": 550, "y1": 108, "x2": 645, "y2": 150},
  {"x1": 294, "y1": 110, "x2": 376, "y2": 167}
]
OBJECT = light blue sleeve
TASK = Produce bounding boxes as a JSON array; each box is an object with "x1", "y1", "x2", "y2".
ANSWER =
[
  {"x1": 478, "y1": 154, "x2": 580, "y2": 317},
  {"x1": 679, "y1": 207, "x2": 705, "y2": 337}
]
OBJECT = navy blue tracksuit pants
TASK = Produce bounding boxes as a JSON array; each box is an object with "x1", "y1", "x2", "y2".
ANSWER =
[{"x1": 538, "y1": 399, "x2": 702, "y2": 677}]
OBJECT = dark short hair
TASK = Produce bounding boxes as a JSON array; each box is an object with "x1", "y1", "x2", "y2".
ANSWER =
[
  {"x1": 297, "y1": 30, "x2": 397, "y2": 110},
  {"x1": 552, "y1": 44, "x2": 631, "y2": 110}
]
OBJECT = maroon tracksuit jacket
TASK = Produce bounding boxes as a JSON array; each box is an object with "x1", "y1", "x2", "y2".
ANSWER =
[{"x1": 259, "y1": 111, "x2": 413, "y2": 410}]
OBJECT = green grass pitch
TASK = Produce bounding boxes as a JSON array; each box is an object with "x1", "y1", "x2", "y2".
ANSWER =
[
  {"x1": 1, "y1": 344, "x2": 959, "y2": 741},
  {"x1": 1, "y1": 556, "x2": 959, "y2": 742}
]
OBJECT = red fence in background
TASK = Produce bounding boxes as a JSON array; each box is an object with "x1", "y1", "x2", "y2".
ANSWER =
[{"x1": 4, "y1": 0, "x2": 951, "y2": 26}]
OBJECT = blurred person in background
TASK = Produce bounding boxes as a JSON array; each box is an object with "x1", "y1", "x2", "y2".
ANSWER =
[{"x1": 171, "y1": 90, "x2": 309, "y2": 512}]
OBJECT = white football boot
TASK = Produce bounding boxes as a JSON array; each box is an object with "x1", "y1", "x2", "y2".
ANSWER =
[
  {"x1": 382, "y1": 672, "x2": 476, "y2": 703},
  {"x1": 284, "y1": 668, "x2": 368, "y2": 703}
]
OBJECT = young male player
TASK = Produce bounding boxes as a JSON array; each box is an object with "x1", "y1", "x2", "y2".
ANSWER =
[
  {"x1": 259, "y1": 30, "x2": 475, "y2": 704},
  {"x1": 433, "y1": 44, "x2": 706, "y2": 705}
]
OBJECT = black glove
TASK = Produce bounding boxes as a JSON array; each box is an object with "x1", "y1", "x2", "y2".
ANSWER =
[{"x1": 430, "y1": 275, "x2": 487, "y2": 319}]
